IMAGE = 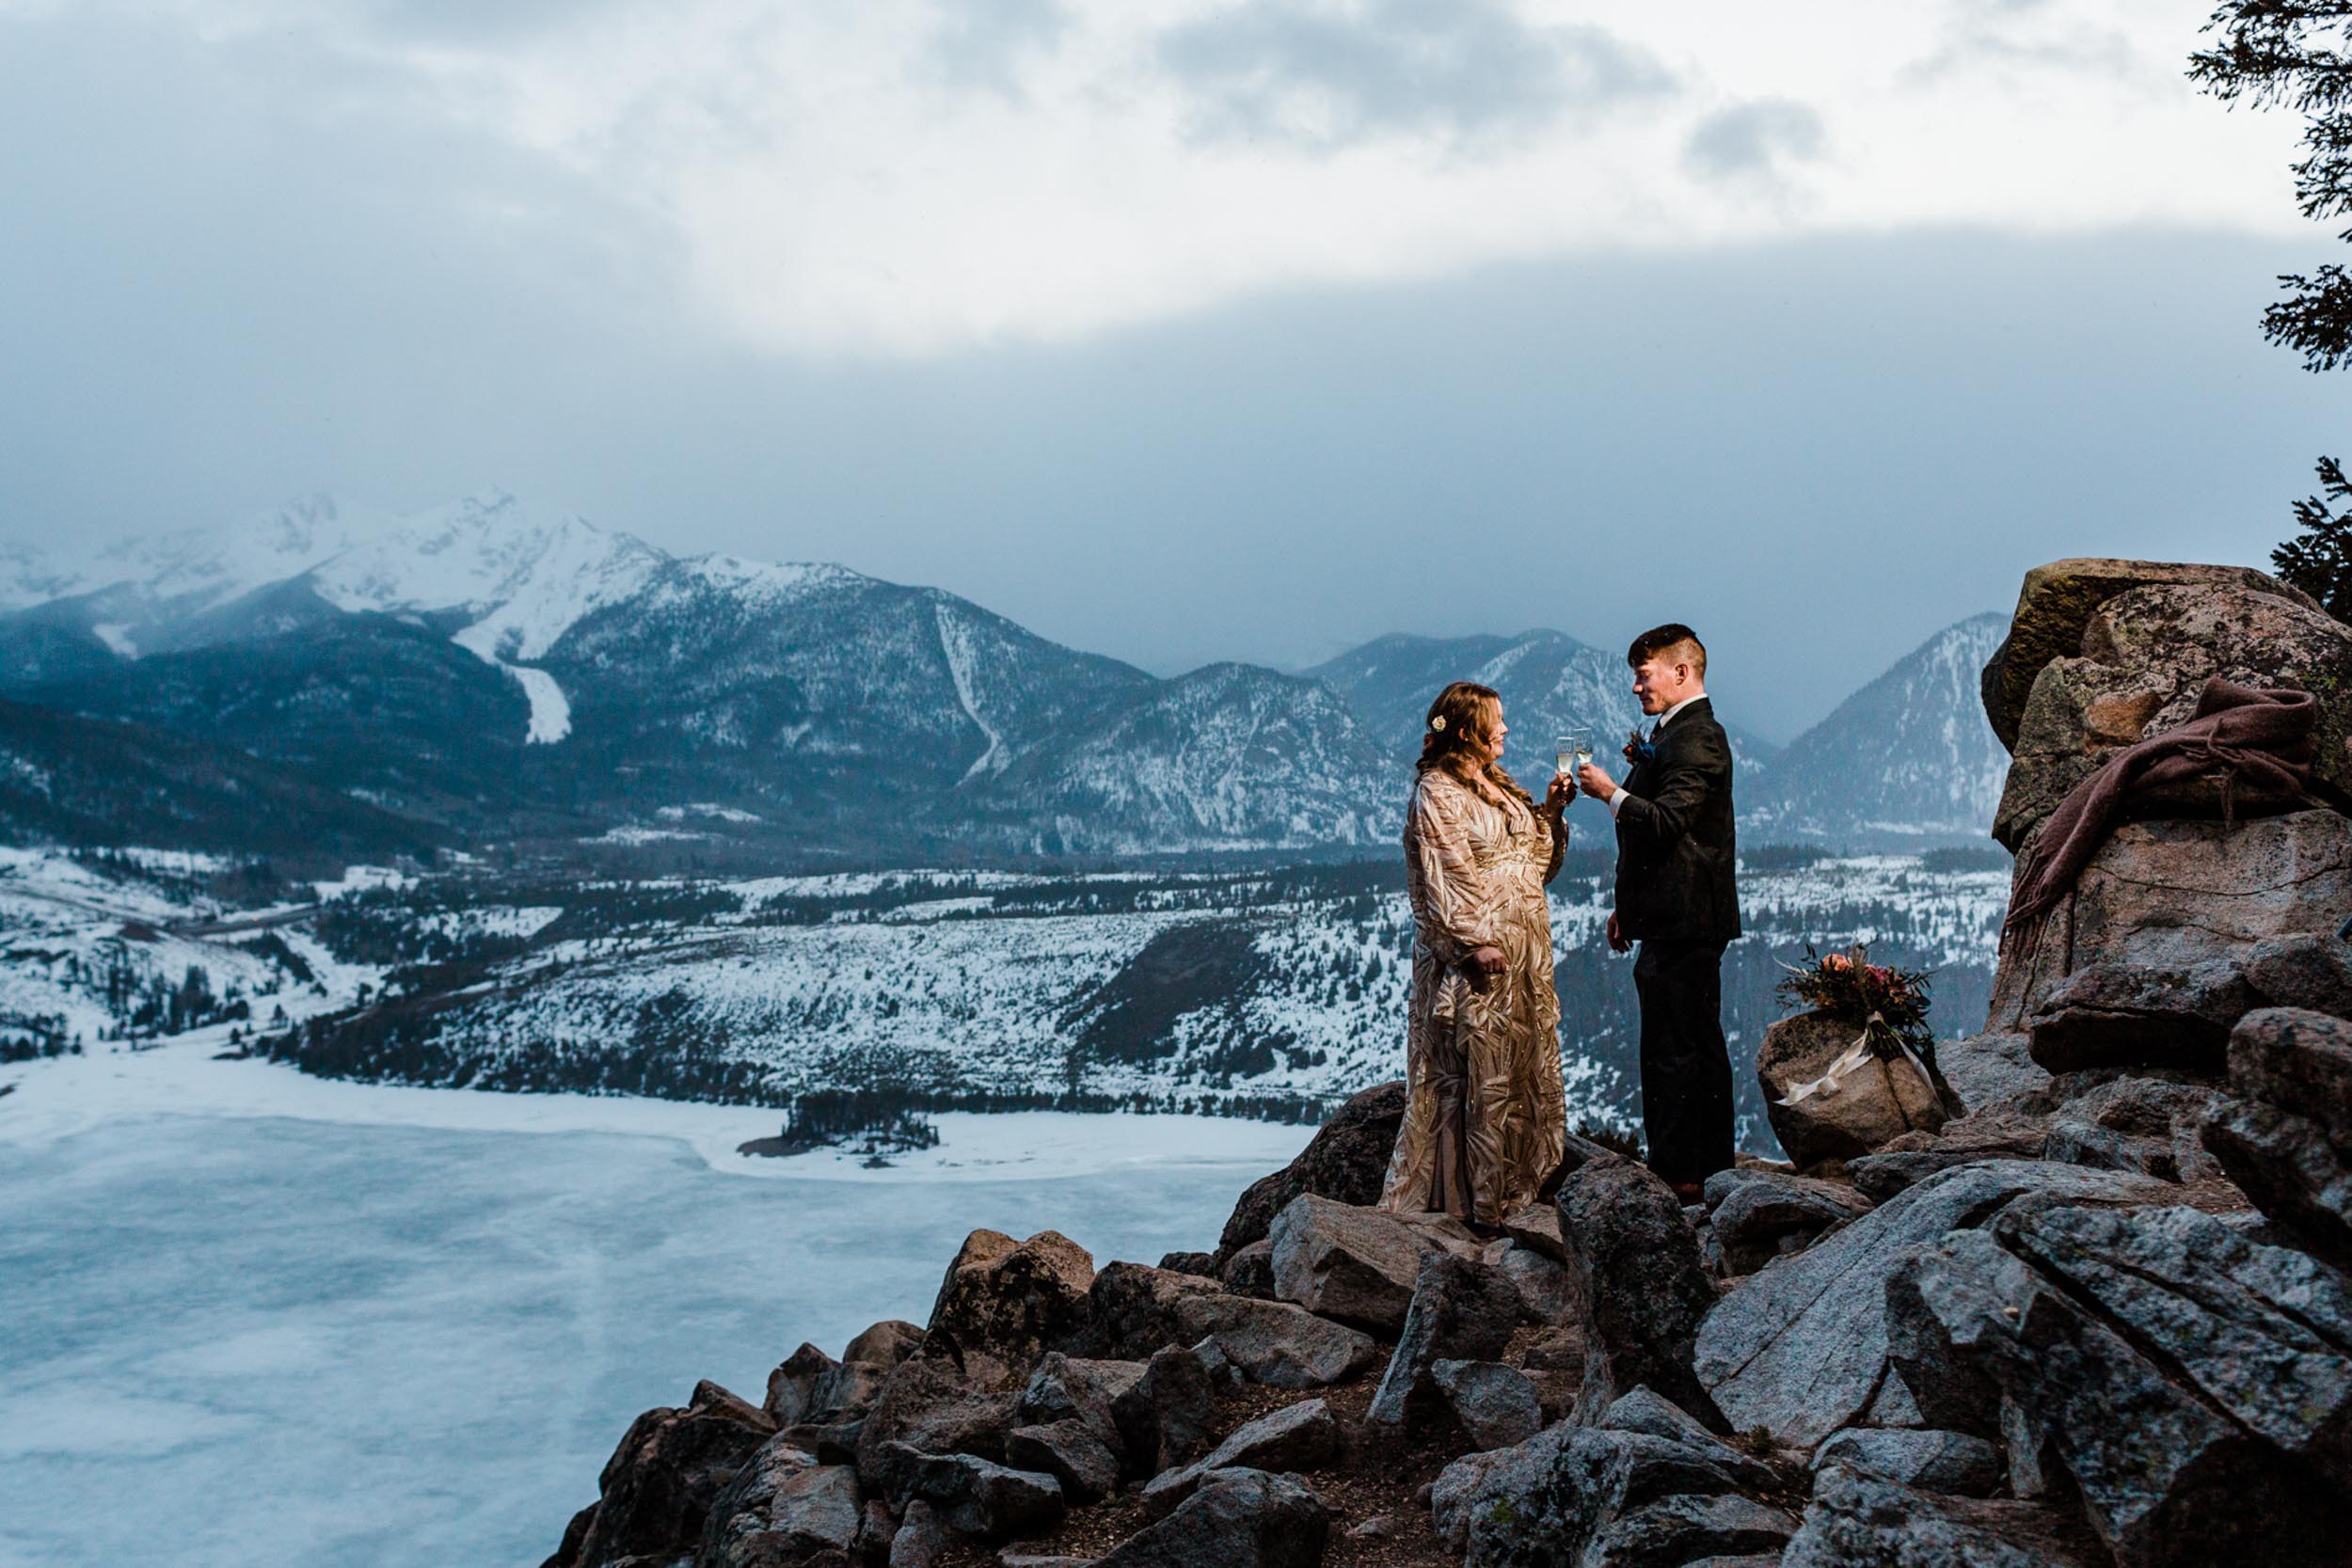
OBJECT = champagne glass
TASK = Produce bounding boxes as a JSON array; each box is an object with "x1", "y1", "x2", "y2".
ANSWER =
[{"x1": 1556, "y1": 733, "x2": 1592, "y2": 777}]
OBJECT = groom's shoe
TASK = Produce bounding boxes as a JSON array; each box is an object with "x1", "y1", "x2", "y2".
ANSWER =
[{"x1": 1668, "y1": 1180, "x2": 1704, "y2": 1203}]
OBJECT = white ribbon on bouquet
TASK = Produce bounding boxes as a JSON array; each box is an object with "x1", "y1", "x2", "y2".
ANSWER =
[{"x1": 1774, "y1": 1015, "x2": 1937, "y2": 1108}]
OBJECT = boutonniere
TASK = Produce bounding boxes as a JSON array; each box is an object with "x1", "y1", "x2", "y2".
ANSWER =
[{"x1": 1629, "y1": 727, "x2": 1656, "y2": 764}]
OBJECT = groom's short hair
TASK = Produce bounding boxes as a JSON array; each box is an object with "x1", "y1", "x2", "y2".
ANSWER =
[{"x1": 1628, "y1": 624, "x2": 1706, "y2": 677}]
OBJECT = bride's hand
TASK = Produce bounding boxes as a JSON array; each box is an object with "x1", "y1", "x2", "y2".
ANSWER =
[{"x1": 1545, "y1": 771, "x2": 1574, "y2": 813}]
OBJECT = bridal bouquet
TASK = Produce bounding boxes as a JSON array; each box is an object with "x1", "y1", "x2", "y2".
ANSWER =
[{"x1": 1774, "y1": 944, "x2": 1937, "y2": 1070}]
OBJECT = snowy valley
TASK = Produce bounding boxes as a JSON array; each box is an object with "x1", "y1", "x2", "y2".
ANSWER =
[{"x1": 1, "y1": 843, "x2": 2010, "y2": 1154}]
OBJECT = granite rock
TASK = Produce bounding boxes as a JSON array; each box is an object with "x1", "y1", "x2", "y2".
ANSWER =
[{"x1": 1560, "y1": 1155, "x2": 1724, "y2": 1429}]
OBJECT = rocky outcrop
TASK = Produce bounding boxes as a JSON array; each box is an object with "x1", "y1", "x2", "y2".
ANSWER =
[
  {"x1": 1694, "y1": 1160, "x2": 2173, "y2": 1447},
  {"x1": 1989, "y1": 811, "x2": 2352, "y2": 1037},
  {"x1": 925, "y1": 1229, "x2": 1094, "y2": 1373},
  {"x1": 549, "y1": 1381, "x2": 775, "y2": 1568},
  {"x1": 1892, "y1": 1202, "x2": 2352, "y2": 1566},
  {"x1": 1981, "y1": 560, "x2": 2350, "y2": 848}
]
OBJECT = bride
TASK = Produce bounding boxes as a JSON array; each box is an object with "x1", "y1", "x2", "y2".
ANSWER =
[{"x1": 1377, "y1": 681, "x2": 1573, "y2": 1230}]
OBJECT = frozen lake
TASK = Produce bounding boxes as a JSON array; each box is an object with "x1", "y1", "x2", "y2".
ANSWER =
[{"x1": 0, "y1": 1053, "x2": 1313, "y2": 1568}]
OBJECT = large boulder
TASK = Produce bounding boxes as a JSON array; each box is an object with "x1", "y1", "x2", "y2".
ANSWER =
[
  {"x1": 1015, "y1": 1354, "x2": 1145, "y2": 1451},
  {"x1": 695, "y1": 1441, "x2": 862, "y2": 1568},
  {"x1": 2203, "y1": 1006, "x2": 2352, "y2": 1266},
  {"x1": 1137, "y1": 1398, "x2": 1343, "y2": 1515},
  {"x1": 2025, "y1": 958, "x2": 2256, "y2": 1074},
  {"x1": 1216, "y1": 1080, "x2": 1406, "y2": 1265},
  {"x1": 1758, "y1": 1011, "x2": 1947, "y2": 1168},
  {"x1": 1266, "y1": 1193, "x2": 1480, "y2": 1333},
  {"x1": 1702, "y1": 1167, "x2": 1873, "y2": 1275},
  {"x1": 1979, "y1": 559, "x2": 2322, "y2": 751},
  {"x1": 2042, "y1": 1075, "x2": 2226, "y2": 1183},
  {"x1": 1932, "y1": 1030, "x2": 2054, "y2": 1117},
  {"x1": 1783, "y1": 1461, "x2": 2103, "y2": 1568},
  {"x1": 1896, "y1": 1203, "x2": 2352, "y2": 1568},
  {"x1": 764, "y1": 1343, "x2": 841, "y2": 1428},
  {"x1": 869, "y1": 1444, "x2": 1065, "y2": 1540},
  {"x1": 1093, "y1": 1467, "x2": 1329, "y2": 1568},
  {"x1": 1169, "y1": 1293, "x2": 1380, "y2": 1389},
  {"x1": 552, "y1": 1382, "x2": 776, "y2": 1568},
  {"x1": 1004, "y1": 1418, "x2": 1120, "y2": 1506},
  {"x1": 926, "y1": 1229, "x2": 1095, "y2": 1373},
  {"x1": 1693, "y1": 1160, "x2": 2173, "y2": 1447},
  {"x1": 852, "y1": 1351, "x2": 1021, "y2": 1492},
  {"x1": 1366, "y1": 1249, "x2": 1527, "y2": 1426},
  {"x1": 2230, "y1": 1004, "x2": 2352, "y2": 1132},
  {"x1": 2245, "y1": 932, "x2": 2352, "y2": 1021},
  {"x1": 1109, "y1": 1343, "x2": 1217, "y2": 1476},
  {"x1": 843, "y1": 1320, "x2": 926, "y2": 1370},
  {"x1": 1986, "y1": 811, "x2": 2352, "y2": 1036},
  {"x1": 1559, "y1": 1154, "x2": 1724, "y2": 1428},
  {"x1": 1079, "y1": 1261, "x2": 1226, "y2": 1361},
  {"x1": 1454, "y1": 1424, "x2": 1789, "y2": 1568},
  {"x1": 1428, "y1": 1360, "x2": 1544, "y2": 1451},
  {"x1": 1985, "y1": 562, "x2": 2351, "y2": 849}
]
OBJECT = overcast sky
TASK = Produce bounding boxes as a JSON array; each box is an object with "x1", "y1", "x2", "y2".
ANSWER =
[{"x1": 2, "y1": 0, "x2": 2344, "y2": 738}]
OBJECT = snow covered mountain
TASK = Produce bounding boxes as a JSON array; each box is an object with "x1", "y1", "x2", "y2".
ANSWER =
[
  {"x1": 1742, "y1": 612, "x2": 2011, "y2": 846},
  {"x1": 0, "y1": 493, "x2": 1397, "y2": 855},
  {"x1": 8, "y1": 490, "x2": 664, "y2": 745},
  {"x1": 0, "y1": 492, "x2": 2010, "y2": 858}
]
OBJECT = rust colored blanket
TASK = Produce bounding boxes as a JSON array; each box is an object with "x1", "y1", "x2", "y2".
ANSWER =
[{"x1": 2005, "y1": 677, "x2": 2322, "y2": 940}]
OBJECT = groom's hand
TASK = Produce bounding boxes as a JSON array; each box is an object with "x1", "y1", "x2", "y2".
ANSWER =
[
  {"x1": 1576, "y1": 761, "x2": 1617, "y2": 802},
  {"x1": 1606, "y1": 913, "x2": 1630, "y2": 954},
  {"x1": 1463, "y1": 944, "x2": 1506, "y2": 990}
]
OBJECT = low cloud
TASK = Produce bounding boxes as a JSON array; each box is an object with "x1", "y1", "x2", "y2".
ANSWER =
[
  {"x1": 921, "y1": 0, "x2": 1068, "y2": 101},
  {"x1": 1682, "y1": 98, "x2": 1827, "y2": 185},
  {"x1": 1155, "y1": 0, "x2": 1676, "y2": 153}
]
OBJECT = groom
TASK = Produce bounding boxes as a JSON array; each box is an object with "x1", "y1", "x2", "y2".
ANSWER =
[{"x1": 1575, "y1": 624, "x2": 1740, "y2": 1200}]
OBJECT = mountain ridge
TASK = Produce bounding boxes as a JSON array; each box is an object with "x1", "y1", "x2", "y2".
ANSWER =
[{"x1": 0, "y1": 492, "x2": 2010, "y2": 857}]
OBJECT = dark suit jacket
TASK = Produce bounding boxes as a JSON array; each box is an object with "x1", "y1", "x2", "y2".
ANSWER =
[{"x1": 1613, "y1": 696, "x2": 1740, "y2": 943}]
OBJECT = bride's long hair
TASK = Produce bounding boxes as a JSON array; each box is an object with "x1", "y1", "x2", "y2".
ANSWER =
[{"x1": 1417, "y1": 682, "x2": 1537, "y2": 816}]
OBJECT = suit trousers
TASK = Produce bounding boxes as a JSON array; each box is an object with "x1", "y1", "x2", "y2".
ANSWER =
[{"x1": 1633, "y1": 937, "x2": 1735, "y2": 1188}]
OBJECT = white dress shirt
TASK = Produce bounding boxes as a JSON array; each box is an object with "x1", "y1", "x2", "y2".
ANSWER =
[{"x1": 1606, "y1": 690, "x2": 1707, "y2": 817}]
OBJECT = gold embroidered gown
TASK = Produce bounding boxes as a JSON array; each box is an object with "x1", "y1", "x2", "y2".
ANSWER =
[{"x1": 1377, "y1": 767, "x2": 1568, "y2": 1225}]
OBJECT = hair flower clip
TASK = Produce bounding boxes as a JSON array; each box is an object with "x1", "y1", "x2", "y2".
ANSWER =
[{"x1": 1429, "y1": 715, "x2": 1447, "y2": 732}]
